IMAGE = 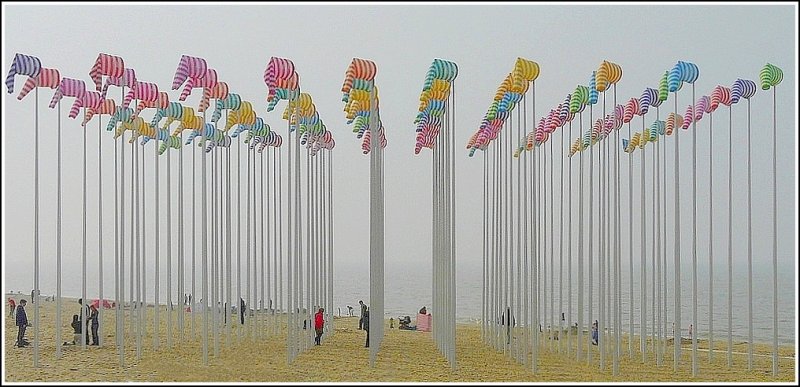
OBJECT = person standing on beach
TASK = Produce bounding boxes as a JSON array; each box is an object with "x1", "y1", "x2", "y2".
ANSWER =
[
  {"x1": 358, "y1": 300, "x2": 367, "y2": 330},
  {"x1": 8, "y1": 297, "x2": 16, "y2": 317},
  {"x1": 89, "y1": 304, "x2": 99, "y2": 345},
  {"x1": 15, "y1": 299, "x2": 29, "y2": 348},
  {"x1": 363, "y1": 308, "x2": 370, "y2": 347},
  {"x1": 78, "y1": 298, "x2": 90, "y2": 345},
  {"x1": 240, "y1": 298, "x2": 246, "y2": 325},
  {"x1": 314, "y1": 308, "x2": 325, "y2": 345}
]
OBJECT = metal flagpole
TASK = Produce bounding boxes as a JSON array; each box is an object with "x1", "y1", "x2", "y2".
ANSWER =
[
  {"x1": 650, "y1": 127, "x2": 656, "y2": 359},
  {"x1": 523, "y1": 92, "x2": 530, "y2": 366},
  {"x1": 656, "y1": 111, "x2": 663, "y2": 366},
  {"x1": 641, "y1": 125, "x2": 647, "y2": 362},
  {"x1": 247, "y1": 139, "x2": 252, "y2": 343},
  {"x1": 237, "y1": 127, "x2": 242, "y2": 341},
  {"x1": 692, "y1": 85, "x2": 698, "y2": 377},
  {"x1": 34, "y1": 87, "x2": 41, "y2": 365},
  {"x1": 746, "y1": 97, "x2": 753, "y2": 370},
  {"x1": 567, "y1": 118, "x2": 573, "y2": 359},
  {"x1": 771, "y1": 86, "x2": 778, "y2": 377},
  {"x1": 83, "y1": 107, "x2": 88, "y2": 352},
  {"x1": 118, "y1": 106, "x2": 126, "y2": 367},
  {"x1": 628, "y1": 121, "x2": 633, "y2": 359},
  {"x1": 224, "y1": 139, "x2": 230, "y2": 344},
  {"x1": 56, "y1": 94, "x2": 62, "y2": 360},
  {"x1": 727, "y1": 104, "x2": 733, "y2": 368},
  {"x1": 179, "y1": 129, "x2": 185, "y2": 343},
  {"x1": 559, "y1": 116, "x2": 564, "y2": 355},
  {"x1": 578, "y1": 109, "x2": 584, "y2": 363},
  {"x1": 191, "y1": 130, "x2": 196, "y2": 339},
  {"x1": 201, "y1": 116, "x2": 209, "y2": 365},
  {"x1": 673, "y1": 90, "x2": 681, "y2": 372},
  {"x1": 155, "y1": 129, "x2": 161, "y2": 350},
  {"x1": 166, "y1": 139, "x2": 172, "y2": 347},
  {"x1": 98, "y1": 114, "x2": 105, "y2": 347},
  {"x1": 708, "y1": 109, "x2": 714, "y2": 363},
  {"x1": 588, "y1": 105, "x2": 594, "y2": 366}
]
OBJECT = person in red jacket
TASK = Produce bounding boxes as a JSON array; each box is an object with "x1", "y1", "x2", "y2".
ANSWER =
[{"x1": 314, "y1": 308, "x2": 325, "y2": 345}]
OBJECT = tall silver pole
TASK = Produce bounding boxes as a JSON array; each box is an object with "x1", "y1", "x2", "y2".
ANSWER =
[
  {"x1": 691, "y1": 85, "x2": 698, "y2": 377},
  {"x1": 746, "y1": 98, "x2": 753, "y2": 370},
  {"x1": 34, "y1": 87, "x2": 41, "y2": 366},
  {"x1": 771, "y1": 86, "x2": 778, "y2": 377},
  {"x1": 55, "y1": 94, "x2": 62, "y2": 360},
  {"x1": 98, "y1": 115, "x2": 104, "y2": 347},
  {"x1": 674, "y1": 91, "x2": 681, "y2": 372},
  {"x1": 155, "y1": 132, "x2": 161, "y2": 350}
]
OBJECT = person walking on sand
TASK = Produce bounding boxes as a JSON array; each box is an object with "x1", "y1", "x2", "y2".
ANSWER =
[
  {"x1": 314, "y1": 308, "x2": 325, "y2": 345},
  {"x1": 358, "y1": 300, "x2": 367, "y2": 330},
  {"x1": 363, "y1": 308, "x2": 370, "y2": 347},
  {"x1": 15, "y1": 299, "x2": 29, "y2": 348}
]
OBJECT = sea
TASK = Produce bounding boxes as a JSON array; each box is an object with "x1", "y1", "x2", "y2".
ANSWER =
[{"x1": 6, "y1": 256, "x2": 795, "y2": 346}]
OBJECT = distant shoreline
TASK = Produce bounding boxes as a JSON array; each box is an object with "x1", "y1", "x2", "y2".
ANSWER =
[{"x1": 7, "y1": 293, "x2": 795, "y2": 349}]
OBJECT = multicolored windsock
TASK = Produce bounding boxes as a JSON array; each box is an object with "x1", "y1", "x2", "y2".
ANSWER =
[
  {"x1": 414, "y1": 58, "x2": 458, "y2": 154},
  {"x1": 342, "y1": 58, "x2": 385, "y2": 155},
  {"x1": 759, "y1": 63, "x2": 783, "y2": 90},
  {"x1": 212, "y1": 92, "x2": 242, "y2": 123},
  {"x1": 6, "y1": 53, "x2": 42, "y2": 94},
  {"x1": 89, "y1": 53, "x2": 125, "y2": 92},
  {"x1": 468, "y1": 57, "x2": 539, "y2": 156},
  {"x1": 49, "y1": 77, "x2": 87, "y2": 119},
  {"x1": 101, "y1": 68, "x2": 137, "y2": 99},
  {"x1": 123, "y1": 80, "x2": 159, "y2": 109},
  {"x1": 264, "y1": 56, "x2": 297, "y2": 104},
  {"x1": 172, "y1": 55, "x2": 208, "y2": 91},
  {"x1": 179, "y1": 68, "x2": 217, "y2": 103},
  {"x1": 730, "y1": 78, "x2": 757, "y2": 104},
  {"x1": 17, "y1": 67, "x2": 60, "y2": 101}
]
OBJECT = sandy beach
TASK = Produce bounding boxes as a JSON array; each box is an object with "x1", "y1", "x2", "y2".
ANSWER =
[{"x1": 4, "y1": 296, "x2": 795, "y2": 382}]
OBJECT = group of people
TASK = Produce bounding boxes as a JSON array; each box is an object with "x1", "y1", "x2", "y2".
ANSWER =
[
  {"x1": 68, "y1": 299, "x2": 100, "y2": 346},
  {"x1": 11, "y1": 296, "x2": 100, "y2": 349}
]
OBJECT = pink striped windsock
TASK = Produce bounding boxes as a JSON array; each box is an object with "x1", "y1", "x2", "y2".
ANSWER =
[
  {"x1": 17, "y1": 67, "x2": 60, "y2": 100},
  {"x1": 89, "y1": 53, "x2": 124, "y2": 92},
  {"x1": 171, "y1": 55, "x2": 207, "y2": 90},
  {"x1": 49, "y1": 77, "x2": 87, "y2": 119}
]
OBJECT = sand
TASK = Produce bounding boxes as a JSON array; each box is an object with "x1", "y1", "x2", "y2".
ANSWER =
[{"x1": 4, "y1": 296, "x2": 796, "y2": 382}]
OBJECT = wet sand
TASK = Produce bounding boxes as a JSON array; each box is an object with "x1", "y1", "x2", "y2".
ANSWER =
[{"x1": 4, "y1": 297, "x2": 795, "y2": 382}]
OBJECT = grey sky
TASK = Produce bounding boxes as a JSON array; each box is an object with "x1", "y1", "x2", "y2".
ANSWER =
[{"x1": 2, "y1": 3, "x2": 796, "y2": 303}]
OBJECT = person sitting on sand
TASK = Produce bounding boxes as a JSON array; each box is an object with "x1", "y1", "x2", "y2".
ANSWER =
[{"x1": 67, "y1": 314, "x2": 83, "y2": 345}]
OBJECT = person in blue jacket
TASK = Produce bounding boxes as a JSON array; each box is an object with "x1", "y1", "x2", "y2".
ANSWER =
[{"x1": 15, "y1": 299, "x2": 29, "y2": 348}]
